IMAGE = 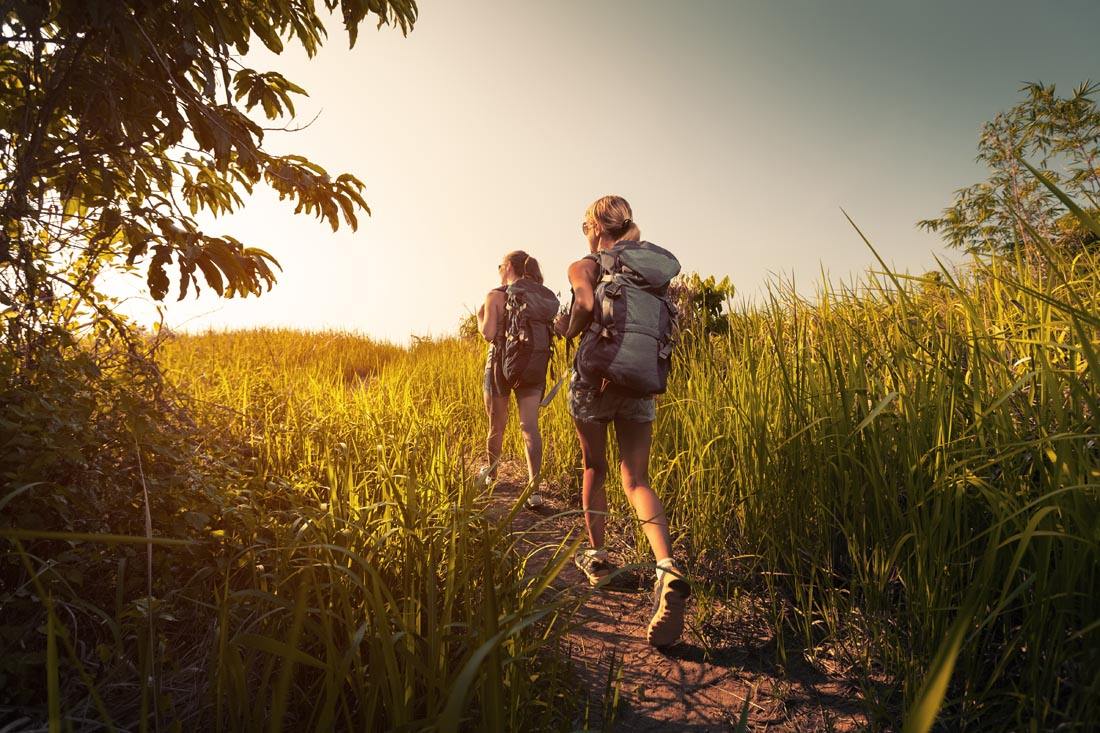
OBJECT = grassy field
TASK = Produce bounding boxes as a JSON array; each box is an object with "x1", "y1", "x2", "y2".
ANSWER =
[
  {"x1": 3, "y1": 331, "x2": 584, "y2": 730},
  {"x1": 156, "y1": 223, "x2": 1100, "y2": 729},
  {"x1": 658, "y1": 248, "x2": 1100, "y2": 729},
  {"x1": 151, "y1": 331, "x2": 585, "y2": 731},
  {"x1": 3, "y1": 229, "x2": 1098, "y2": 730}
]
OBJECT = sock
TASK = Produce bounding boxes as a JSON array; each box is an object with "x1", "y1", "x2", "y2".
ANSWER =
[{"x1": 656, "y1": 557, "x2": 677, "y2": 583}]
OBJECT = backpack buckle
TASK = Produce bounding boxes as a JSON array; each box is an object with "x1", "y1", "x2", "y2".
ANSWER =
[{"x1": 587, "y1": 323, "x2": 613, "y2": 339}]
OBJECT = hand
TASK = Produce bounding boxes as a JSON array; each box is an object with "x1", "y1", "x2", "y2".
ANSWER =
[{"x1": 553, "y1": 312, "x2": 569, "y2": 337}]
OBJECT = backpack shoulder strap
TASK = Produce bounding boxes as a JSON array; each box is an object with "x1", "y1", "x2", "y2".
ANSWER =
[
  {"x1": 573, "y1": 252, "x2": 604, "y2": 287},
  {"x1": 589, "y1": 248, "x2": 622, "y2": 283}
]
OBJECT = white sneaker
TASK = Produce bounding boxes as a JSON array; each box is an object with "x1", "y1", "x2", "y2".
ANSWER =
[
  {"x1": 574, "y1": 548, "x2": 616, "y2": 587},
  {"x1": 646, "y1": 561, "x2": 691, "y2": 647},
  {"x1": 476, "y1": 466, "x2": 496, "y2": 487}
]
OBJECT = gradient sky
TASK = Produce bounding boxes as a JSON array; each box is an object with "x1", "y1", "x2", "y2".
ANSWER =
[{"x1": 114, "y1": 0, "x2": 1100, "y2": 342}]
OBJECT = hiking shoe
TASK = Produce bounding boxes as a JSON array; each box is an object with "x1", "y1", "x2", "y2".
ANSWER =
[
  {"x1": 646, "y1": 561, "x2": 691, "y2": 647},
  {"x1": 475, "y1": 466, "x2": 496, "y2": 488},
  {"x1": 524, "y1": 492, "x2": 546, "y2": 509},
  {"x1": 574, "y1": 548, "x2": 616, "y2": 587}
]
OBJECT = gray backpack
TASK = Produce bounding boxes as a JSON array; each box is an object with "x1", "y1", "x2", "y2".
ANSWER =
[
  {"x1": 576, "y1": 241, "x2": 681, "y2": 396},
  {"x1": 499, "y1": 278, "x2": 560, "y2": 389}
]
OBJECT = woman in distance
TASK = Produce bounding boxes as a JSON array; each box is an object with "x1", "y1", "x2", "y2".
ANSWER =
[{"x1": 478, "y1": 250, "x2": 559, "y2": 507}]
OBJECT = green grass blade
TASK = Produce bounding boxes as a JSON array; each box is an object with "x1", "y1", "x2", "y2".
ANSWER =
[
  {"x1": 902, "y1": 591, "x2": 979, "y2": 733},
  {"x1": 46, "y1": 600, "x2": 61, "y2": 733},
  {"x1": 1017, "y1": 155, "x2": 1100, "y2": 239}
]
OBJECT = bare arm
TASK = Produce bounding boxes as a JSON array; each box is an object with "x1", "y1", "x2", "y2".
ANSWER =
[
  {"x1": 554, "y1": 258, "x2": 598, "y2": 339},
  {"x1": 478, "y1": 290, "x2": 505, "y2": 341}
]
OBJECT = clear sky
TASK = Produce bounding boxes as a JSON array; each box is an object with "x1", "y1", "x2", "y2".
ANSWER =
[{"x1": 114, "y1": 0, "x2": 1100, "y2": 342}]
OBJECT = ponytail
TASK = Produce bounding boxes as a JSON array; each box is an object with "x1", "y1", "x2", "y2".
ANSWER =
[
  {"x1": 585, "y1": 195, "x2": 641, "y2": 243},
  {"x1": 503, "y1": 250, "x2": 544, "y2": 285}
]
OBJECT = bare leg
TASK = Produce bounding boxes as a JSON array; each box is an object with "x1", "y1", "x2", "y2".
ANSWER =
[
  {"x1": 483, "y1": 390, "x2": 509, "y2": 477},
  {"x1": 615, "y1": 417, "x2": 672, "y2": 562},
  {"x1": 516, "y1": 390, "x2": 543, "y2": 483},
  {"x1": 575, "y1": 419, "x2": 610, "y2": 549}
]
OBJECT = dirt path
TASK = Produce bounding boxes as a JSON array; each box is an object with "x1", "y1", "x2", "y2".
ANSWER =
[{"x1": 486, "y1": 460, "x2": 872, "y2": 732}]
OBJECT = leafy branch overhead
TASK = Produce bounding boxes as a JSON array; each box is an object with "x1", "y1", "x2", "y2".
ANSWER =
[
  {"x1": 919, "y1": 81, "x2": 1100, "y2": 256},
  {"x1": 0, "y1": 0, "x2": 416, "y2": 329}
]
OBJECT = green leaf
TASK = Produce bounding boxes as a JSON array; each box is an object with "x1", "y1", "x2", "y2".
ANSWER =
[
  {"x1": 194, "y1": 253, "x2": 225, "y2": 296},
  {"x1": 852, "y1": 391, "x2": 898, "y2": 434},
  {"x1": 903, "y1": 592, "x2": 979, "y2": 733},
  {"x1": 235, "y1": 633, "x2": 326, "y2": 670},
  {"x1": 1017, "y1": 156, "x2": 1100, "y2": 239},
  {"x1": 0, "y1": 529, "x2": 197, "y2": 546},
  {"x1": 439, "y1": 610, "x2": 551, "y2": 733},
  {"x1": 46, "y1": 602, "x2": 60, "y2": 733}
]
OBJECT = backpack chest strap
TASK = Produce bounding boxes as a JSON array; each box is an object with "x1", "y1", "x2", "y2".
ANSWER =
[{"x1": 588, "y1": 322, "x2": 661, "y2": 340}]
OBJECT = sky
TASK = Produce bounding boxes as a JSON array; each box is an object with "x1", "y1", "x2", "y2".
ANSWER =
[{"x1": 113, "y1": 0, "x2": 1100, "y2": 343}]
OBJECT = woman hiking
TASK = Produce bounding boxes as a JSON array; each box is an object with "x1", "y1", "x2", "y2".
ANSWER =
[
  {"x1": 478, "y1": 250, "x2": 559, "y2": 508},
  {"x1": 553, "y1": 195, "x2": 690, "y2": 647}
]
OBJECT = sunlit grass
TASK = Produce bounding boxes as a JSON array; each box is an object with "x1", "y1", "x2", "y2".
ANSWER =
[
  {"x1": 151, "y1": 329, "x2": 580, "y2": 730},
  {"x1": 651, "y1": 242, "x2": 1100, "y2": 728},
  {"x1": 164, "y1": 217, "x2": 1100, "y2": 731},
  {"x1": 9, "y1": 216, "x2": 1097, "y2": 730}
]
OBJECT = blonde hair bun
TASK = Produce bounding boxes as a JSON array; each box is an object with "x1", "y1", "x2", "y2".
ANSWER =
[{"x1": 586, "y1": 195, "x2": 641, "y2": 242}]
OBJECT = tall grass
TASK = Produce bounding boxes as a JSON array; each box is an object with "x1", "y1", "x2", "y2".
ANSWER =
[
  {"x1": 165, "y1": 217, "x2": 1100, "y2": 729},
  {"x1": 2, "y1": 329, "x2": 581, "y2": 730},
  {"x1": 648, "y1": 239, "x2": 1100, "y2": 728},
  {"x1": 7, "y1": 206, "x2": 1098, "y2": 729},
  {"x1": 156, "y1": 329, "x2": 584, "y2": 731},
  {"x1": 464, "y1": 211, "x2": 1097, "y2": 727}
]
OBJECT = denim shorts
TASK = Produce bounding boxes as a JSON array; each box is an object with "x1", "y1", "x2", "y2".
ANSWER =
[{"x1": 567, "y1": 370, "x2": 656, "y2": 424}]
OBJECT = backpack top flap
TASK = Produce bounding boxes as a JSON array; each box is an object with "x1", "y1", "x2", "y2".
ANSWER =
[
  {"x1": 601, "y1": 241, "x2": 681, "y2": 289},
  {"x1": 506, "y1": 278, "x2": 560, "y2": 321}
]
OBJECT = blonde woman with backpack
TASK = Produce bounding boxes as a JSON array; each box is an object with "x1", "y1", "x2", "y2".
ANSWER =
[
  {"x1": 552, "y1": 195, "x2": 690, "y2": 647},
  {"x1": 478, "y1": 250, "x2": 560, "y2": 507}
]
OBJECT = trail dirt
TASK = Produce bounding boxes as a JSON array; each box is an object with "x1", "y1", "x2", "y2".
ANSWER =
[{"x1": 486, "y1": 460, "x2": 875, "y2": 732}]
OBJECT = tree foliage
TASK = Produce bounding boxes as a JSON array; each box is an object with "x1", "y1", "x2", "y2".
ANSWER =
[
  {"x1": 919, "y1": 81, "x2": 1100, "y2": 255},
  {"x1": 0, "y1": 0, "x2": 417, "y2": 349},
  {"x1": 669, "y1": 273, "x2": 735, "y2": 337}
]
